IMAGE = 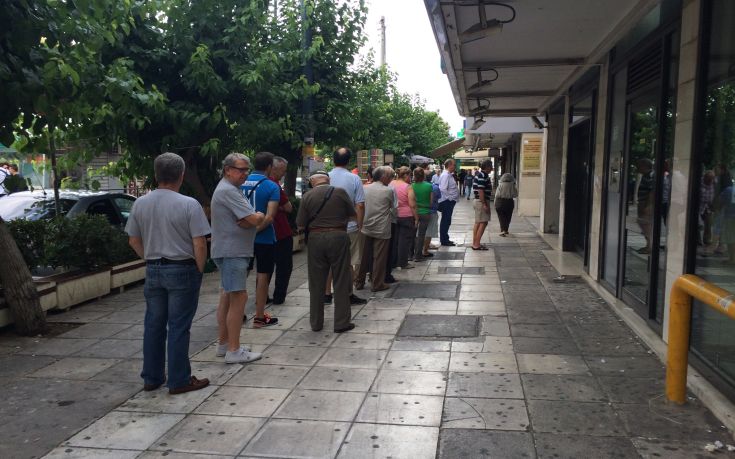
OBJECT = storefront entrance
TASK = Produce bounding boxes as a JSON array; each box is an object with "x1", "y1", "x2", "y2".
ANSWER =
[{"x1": 601, "y1": 30, "x2": 679, "y2": 327}]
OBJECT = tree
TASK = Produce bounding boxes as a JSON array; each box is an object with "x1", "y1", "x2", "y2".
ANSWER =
[{"x1": 0, "y1": 0, "x2": 153, "y2": 334}]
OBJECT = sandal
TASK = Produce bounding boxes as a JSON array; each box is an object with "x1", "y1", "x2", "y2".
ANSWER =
[{"x1": 253, "y1": 312, "x2": 279, "y2": 328}]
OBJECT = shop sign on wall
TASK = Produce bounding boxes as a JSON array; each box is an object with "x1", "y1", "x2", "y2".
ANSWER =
[{"x1": 521, "y1": 136, "x2": 542, "y2": 177}]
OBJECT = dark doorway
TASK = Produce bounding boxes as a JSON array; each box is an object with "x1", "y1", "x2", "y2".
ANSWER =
[
  {"x1": 564, "y1": 93, "x2": 596, "y2": 266},
  {"x1": 564, "y1": 118, "x2": 594, "y2": 258}
]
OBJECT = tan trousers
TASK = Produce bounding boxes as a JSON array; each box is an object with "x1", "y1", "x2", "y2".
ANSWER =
[{"x1": 307, "y1": 231, "x2": 352, "y2": 331}]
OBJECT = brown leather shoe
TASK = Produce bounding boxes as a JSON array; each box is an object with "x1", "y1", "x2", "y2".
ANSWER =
[
  {"x1": 169, "y1": 376, "x2": 210, "y2": 395},
  {"x1": 143, "y1": 381, "x2": 164, "y2": 392}
]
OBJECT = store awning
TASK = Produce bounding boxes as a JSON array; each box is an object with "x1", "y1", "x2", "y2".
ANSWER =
[
  {"x1": 424, "y1": 0, "x2": 655, "y2": 116},
  {"x1": 430, "y1": 137, "x2": 465, "y2": 158}
]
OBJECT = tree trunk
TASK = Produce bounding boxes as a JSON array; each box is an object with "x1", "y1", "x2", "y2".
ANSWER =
[
  {"x1": 0, "y1": 218, "x2": 46, "y2": 335},
  {"x1": 181, "y1": 148, "x2": 212, "y2": 214}
]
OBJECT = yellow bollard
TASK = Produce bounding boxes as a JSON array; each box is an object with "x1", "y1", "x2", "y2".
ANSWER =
[{"x1": 665, "y1": 274, "x2": 735, "y2": 404}]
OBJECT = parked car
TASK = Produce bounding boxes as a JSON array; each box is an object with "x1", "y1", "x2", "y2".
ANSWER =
[{"x1": 0, "y1": 190, "x2": 136, "y2": 226}]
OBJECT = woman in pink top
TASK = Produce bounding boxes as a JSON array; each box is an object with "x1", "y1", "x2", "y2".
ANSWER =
[{"x1": 391, "y1": 166, "x2": 418, "y2": 269}]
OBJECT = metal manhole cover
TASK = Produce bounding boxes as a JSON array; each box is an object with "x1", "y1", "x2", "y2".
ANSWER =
[
  {"x1": 388, "y1": 282, "x2": 460, "y2": 300},
  {"x1": 398, "y1": 315, "x2": 479, "y2": 338}
]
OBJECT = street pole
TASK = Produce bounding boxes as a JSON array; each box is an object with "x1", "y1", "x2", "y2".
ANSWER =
[{"x1": 301, "y1": 0, "x2": 315, "y2": 186}]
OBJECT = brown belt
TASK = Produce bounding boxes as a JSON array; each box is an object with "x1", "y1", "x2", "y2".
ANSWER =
[{"x1": 309, "y1": 226, "x2": 346, "y2": 233}]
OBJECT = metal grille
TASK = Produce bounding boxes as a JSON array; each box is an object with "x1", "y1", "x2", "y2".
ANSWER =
[{"x1": 627, "y1": 44, "x2": 662, "y2": 95}]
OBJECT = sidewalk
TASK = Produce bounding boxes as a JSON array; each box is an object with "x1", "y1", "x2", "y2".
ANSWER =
[{"x1": 1, "y1": 199, "x2": 733, "y2": 458}]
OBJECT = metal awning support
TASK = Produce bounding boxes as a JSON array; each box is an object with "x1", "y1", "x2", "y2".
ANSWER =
[{"x1": 430, "y1": 138, "x2": 465, "y2": 158}]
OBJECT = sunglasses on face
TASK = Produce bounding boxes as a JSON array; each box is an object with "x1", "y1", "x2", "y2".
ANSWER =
[{"x1": 230, "y1": 166, "x2": 250, "y2": 173}]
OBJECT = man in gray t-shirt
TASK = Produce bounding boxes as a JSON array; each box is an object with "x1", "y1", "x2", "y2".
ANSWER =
[
  {"x1": 210, "y1": 153, "x2": 264, "y2": 364},
  {"x1": 125, "y1": 153, "x2": 211, "y2": 395}
]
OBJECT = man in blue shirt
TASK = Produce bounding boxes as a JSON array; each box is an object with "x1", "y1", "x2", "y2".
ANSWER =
[{"x1": 240, "y1": 151, "x2": 281, "y2": 328}]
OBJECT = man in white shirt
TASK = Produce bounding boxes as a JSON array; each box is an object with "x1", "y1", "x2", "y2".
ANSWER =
[{"x1": 437, "y1": 159, "x2": 459, "y2": 246}]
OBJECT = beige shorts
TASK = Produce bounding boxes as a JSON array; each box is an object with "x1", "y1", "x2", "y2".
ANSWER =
[
  {"x1": 474, "y1": 200, "x2": 491, "y2": 223},
  {"x1": 348, "y1": 231, "x2": 364, "y2": 266}
]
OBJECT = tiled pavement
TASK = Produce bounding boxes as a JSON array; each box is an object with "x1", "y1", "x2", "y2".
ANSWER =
[{"x1": 1, "y1": 199, "x2": 733, "y2": 458}]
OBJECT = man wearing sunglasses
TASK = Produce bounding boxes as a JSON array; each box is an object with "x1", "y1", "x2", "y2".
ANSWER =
[{"x1": 211, "y1": 153, "x2": 265, "y2": 363}]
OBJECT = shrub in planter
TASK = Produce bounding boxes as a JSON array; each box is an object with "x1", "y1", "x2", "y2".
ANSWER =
[{"x1": 7, "y1": 215, "x2": 138, "y2": 273}]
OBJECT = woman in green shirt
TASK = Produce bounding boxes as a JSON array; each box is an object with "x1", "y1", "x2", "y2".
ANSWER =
[{"x1": 412, "y1": 167, "x2": 434, "y2": 262}]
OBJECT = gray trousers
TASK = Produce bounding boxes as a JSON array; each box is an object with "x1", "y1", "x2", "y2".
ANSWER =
[
  {"x1": 396, "y1": 216, "x2": 416, "y2": 268},
  {"x1": 413, "y1": 214, "x2": 431, "y2": 261},
  {"x1": 307, "y1": 231, "x2": 352, "y2": 331}
]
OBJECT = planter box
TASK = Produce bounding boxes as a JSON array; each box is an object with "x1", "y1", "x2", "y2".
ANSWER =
[
  {"x1": 0, "y1": 280, "x2": 58, "y2": 328},
  {"x1": 292, "y1": 232, "x2": 305, "y2": 252},
  {"x1": 110, "y1": 259, "x2": 146, "y2": 291},
  {"x1": 52, "y1": 269, "x2": 111, "y2": 311}
]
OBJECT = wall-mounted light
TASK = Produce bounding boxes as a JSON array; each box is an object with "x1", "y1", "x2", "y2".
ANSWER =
[
  {"x1": 469, "y1": 117, "x2": 486, "y2": 130},
  {"x1": 467, "y1": 68, "x2": 499, "y2": 92},
  {"x1": 455, "y1": 2, "x2": 516, "y2": 45},
  {"x1": 469, "y1": 98, "x2": 491, "y2": 116}
]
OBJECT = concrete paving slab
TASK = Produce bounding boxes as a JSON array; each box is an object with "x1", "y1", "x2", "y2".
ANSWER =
[
  {"x1": 43, "y1": 447, "x2": 141, "y2": 458},
  {"x1": 59, "y1": 322, "x2": 133, "y2": 339},
  {"x1": 336, "y1": 423, "x2": 439, "y2": 459},
  {"x1": 226, "y1": 363, "x2": 308, "y2": 389},
  {"x1": 479, "y1": 316, "x2": 511, "y2": 337},
  {"x1": 383, "y1": 350, "x2": 450, "y2": 372},
  {"x1": 273, "y1": 330, "x2": 337, "y2": 347},
  {"x1": 195, "y1": 386, "x2": 289, "y2": 417},
  {"x1": 398, "y1": 314, "x2": 479, "y2": 338},
  {"x1": 527, "y1": 400, "x2": 626, "y2": 436},
  {"x1": 90, "y1": 358, "x2": 143, "y2": 383},
  {"x1": 273, "y1": 389, "x2": 365, "y2": 422},
  {"x1": 391, "y1": 338, "x2": 451, "y2": 351},
  {"x1": 584, "y1": 355, "x2": 665, "y2": 378},
  {"x1": 16, "y1": 337, "x2": 98, "y2": 357},
  {"x1": 521, "y1": 374, "x2": 607, "y2": 402},
  {"x1": 596, "y1": 375, "x2": 664, "y2": 404},
  {"x1": 442, "y1": 397, "x2": 529, "y2": 430},
  {"x1": 447, "y1": 372, "x2": 524, "y2": 399},
  {"x1": 517, "y1": 354, "x2": 590, "y2": 375},
  {"x1": 438, "y1": 429, "x2": 535, "y2": 459},
  {"x1": 512, "y1": 337, "x2": 581, "y2": 355},
  {"x1": 533, "y1": 433, "x2": 639, "y2": 459},
  {"x1": 331, "y1": 333, "x2": 394, "y2": 350},
  {"x1": 258, "y1": 345, "x2": 326, "y2": 366},
  {"x1": 448, "y1": 352, "x2": 518, "y2": 373},
  {"x1": 371, "y1": 370, "x2": 447, "y2": 396},
  {"x1": 118, "y1": 384, "x2": 216, "y2": 414},
  {"x1": 65, "y1": 411, "x2": 184, "y2": 450},
  {"x1": 30, "y1": 357, "x2": 121, "y2": 380},
  {"x1": 356, "y1": 392, "x2": 444, "y2": 426},
  {"x1": 631, "y1": 437, "x2": 718, "y2": 459},
  {"x1": 73, "y1": 338, "x2": 142, "y2": 358},
  {"x1": 614, "y1": 398, "x2": 729, "y2": 441},
  {"x1": 299, "y1": 367, "x2": 378, "y2": 392},
  {"x1": 317, "y1": 347, "x2": 387, "y2": 369},
  {"x1": 150, "y1": 414, "x2": 263, "y2": 456},
  {"x1": 244, "y1": 419, "x2": 349, "y2": 458},
  {"x1": 456, "y1": 300, "x2": 505, "y2": 315},
  {"x1": 452, "y1": 336, "x2": 514, "y2": 353}
]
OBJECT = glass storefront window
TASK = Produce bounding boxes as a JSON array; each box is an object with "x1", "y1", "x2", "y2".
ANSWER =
[{"x1": 690, "y1": 0, "x2": 735, "y2": 389}]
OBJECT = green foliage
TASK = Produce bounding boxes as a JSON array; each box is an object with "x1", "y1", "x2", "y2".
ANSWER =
[
  {"x1": 7, "y1": 214, "x2": 137, "y2": 272},
  {"x1": 2, "y1": 0, "x2": 451, "y2": 203}
]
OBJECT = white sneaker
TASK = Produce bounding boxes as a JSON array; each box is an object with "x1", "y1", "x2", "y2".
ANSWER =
[
  {"x1": 225, "y1": 347, "x2": 262, "y2": 364},
  {"x1": 216, "y1": 343, "x2": 251, "y2": 357}
]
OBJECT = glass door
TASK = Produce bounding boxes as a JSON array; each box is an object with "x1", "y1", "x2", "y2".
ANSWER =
[{"x1": 621, "y1": 99, "x2": 659, "y2": 310}]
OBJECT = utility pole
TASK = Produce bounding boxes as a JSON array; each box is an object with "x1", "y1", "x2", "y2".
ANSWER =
[
  {"x1": 301, "y1": 0, "x2": 315, "y2": 188},
  {"x1": 379, "y1": 16, "x2": 386, "y2": 67}
]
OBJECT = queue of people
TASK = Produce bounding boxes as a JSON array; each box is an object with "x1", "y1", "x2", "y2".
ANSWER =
[{"x1": 125, "y1": 149, "x2": 517, "y2": 396}]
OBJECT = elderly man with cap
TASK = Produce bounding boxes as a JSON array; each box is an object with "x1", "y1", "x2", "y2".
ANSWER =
[{"x1": 296, "y1": 170, "x2": 356, "y2": 333}]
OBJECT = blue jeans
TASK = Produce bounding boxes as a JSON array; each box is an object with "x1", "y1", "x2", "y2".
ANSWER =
[
  {"x1": 438, "y1": 200, "x2": 456, "y2": 244},
  {"x1": 142, "y1": 263, "x2": 203, "y2": 390}
]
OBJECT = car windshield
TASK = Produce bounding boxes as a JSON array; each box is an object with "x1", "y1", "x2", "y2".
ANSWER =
[{"x1": 0, "y1": 196, "x2": 75, "y2": 221}]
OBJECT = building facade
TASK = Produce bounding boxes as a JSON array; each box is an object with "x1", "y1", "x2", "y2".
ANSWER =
[{"x1": 426, "y1": 0, "x2": 735, "y2": 400}]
